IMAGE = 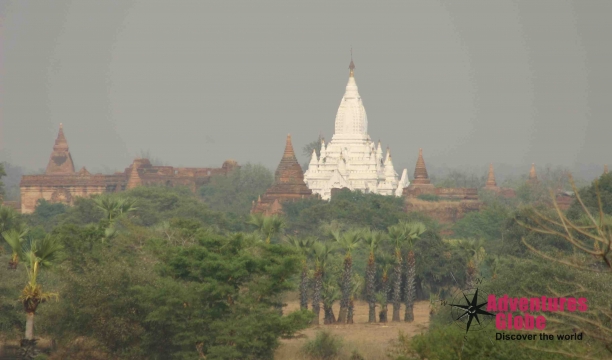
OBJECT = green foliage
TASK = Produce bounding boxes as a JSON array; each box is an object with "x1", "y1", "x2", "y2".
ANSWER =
[
  {"x1": 349, "y1": 349, "x2": 365, "y2": 360},
  {"x1": 137, "y1": 233, "x2": 312, "y2": 359},
  {"x1": 515, "y1": 182, "x2": 550, "y2": 204},
  {"x1": 452, "y1": 203, "x2": 510, "y2": 241},
  {"x1": 45, "y1": 224, "x2": 312, "y2": 359},
  {"x1": 431, "y1": 169, "x2": 486, "y2": 189},
  {"x1": 199, "y1": 163, "x2": 274, "y2": 216},
  {"x1": 0, "y1": 162, "x2": 6, "y2": 196},
  {"x1": 399, "y1": 255, "x2": 605, "y2": 358},
  {"x1": 25, "y1": 200, "x2": 68, "y2": 230},
  {"x1": 33, "y1": 200, "x2": 67, "y2": 221},
  {"x1": 42, "y1": 256, "x2": 154, "y2": 357},
  {"x1": 302, "y1": 137, "x2": 322, "y2": 159},
  {"x1": 0, "y1": 161, "x2": 25, "y2": 201},
  {"x1": 567, "y1": 172, "x2": 612, "y2": 219},
  {"x1": 122, "y1": 186, "x2": 230, "y2": 229},
  {"x1": 302, "y1": 137, "x2": 323, "y2": 169},
  {"x1": 246, "y1": 213, "x2": 286, "y2": 243},
  {"x1": 0, "y1": 253, "x2": 25, "y2": 338},
  {"x1": 60, "y1": 198, "x2": 105, "y2": 226},
  {"x1": 50, "y1": 223, "x2": 105, "y2": 272},
  {"x1": 302, "y1": 330, "x2": 343, "y2": 360},
  {"x1": 283, "y1": 189, "x2": 409, "y2": 235},
  {"x1": 0, "y1": 204, "x2": 21, "y2": 233},
  {"x1": 389, "y1": 326, "x2": 583, "y2": 360},
  {"x1": 417, "y1": 193, "x2": 440, "y2": 202}
]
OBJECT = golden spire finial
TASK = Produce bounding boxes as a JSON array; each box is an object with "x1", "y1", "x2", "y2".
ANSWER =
[{"x1": 349, "y1": 47, "x2": 355, "y2": 77}]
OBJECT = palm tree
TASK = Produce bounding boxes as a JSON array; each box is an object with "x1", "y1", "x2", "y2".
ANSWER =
[
  {"x1": 285, "y1": 235, "x2": 316, "y2": 310},
  {"x1": 247, "y1": 213, "x2": 286, "y2": 244},
  {"x1": 0, "y1": 205, "x2": 18, "y2": 233},
  {"x1": 347, "y1": 275, "x2": 364, "y2": 324},
  {"x1": 402, "y1": 222, "x2": 426, "y2": 322},
  {"x1": 484, "y1": 254, "x2": 500, "y2": 280},
  {"x1": 376, "y1": 291, "x2": 388, "y2": 323},
  {"x1": 387, "y1": 223, "x2": 407, "y2": 322},
  {"x1": 2, "y1": 227, "x2": 28, "y2": 269},
  {"x1": 322, "y1": 280, "x2": 340, "y2": 324},
  {"x1": 332, "y1": 230, "x2": 362, "y2": 324},
  {"x1": 94, "y1": 194, "x2": 137, "y2": 223},
  {"x1": 311, "y1": 242, "x2": 334, "y2": 325},
  {"x1": 19, "y1": 235, "x2": 62, "y2": 355},
  {"x1": 363, "y1": 229, "x2": 384, "y2": 323},
  {"x1": 377, "y1": 257, "x2": 393, "y2": 323},
  {"x1": 454, "y1": 238, "x2": 486, "y2": 289},
  {"x1": 94, "y1": 194, "x2": 137, "y2": 241}
]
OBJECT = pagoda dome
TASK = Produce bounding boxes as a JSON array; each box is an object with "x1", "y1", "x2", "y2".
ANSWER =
[{"x1": 333, "y1": 60, "x2": 368, "y2": 141}]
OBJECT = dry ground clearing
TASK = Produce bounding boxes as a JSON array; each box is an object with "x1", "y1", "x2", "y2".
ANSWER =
[{"x1": 275, "y1": 300, "x2": 430, "y2": 360}]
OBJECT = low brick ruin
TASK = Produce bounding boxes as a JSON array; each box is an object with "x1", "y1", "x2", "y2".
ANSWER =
[{"x1": 19, "y1": 124, "x2": 238, "y2": 214}]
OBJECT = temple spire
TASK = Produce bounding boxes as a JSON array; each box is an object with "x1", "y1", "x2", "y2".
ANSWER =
[
  {"x1": 54, "y1": 123, "x2": 69, "y2": 151},
  {"x1": 528, "y1": 163, "x2": 539, "y2": 184},
  {"x1": 45, "y1": 123, "x2": 75, "y2": 174},
  {"x1": 410, "y1": 148, "x2": 433, "y2": 188},
  {"x1": 485, "y1": 163, "x2": 497, "y2": 188},
  {"x1": 349, "y1": 48, "x2": 355, "y2": 77},
  {"x1": 274, "y1": 134, "x2": 306, "y2": 184},
  {"x1": 529, "y1": 163, "x2": 537, "y2": 179},
  {"x1": 414, "y1": 149, "x2": 428, "y2": 179},
  {"x1": 604, "y1": 165, "x2": 609, "y2": 175},
  {"x1": 284, "y1": 134, "x2": 296, "y2": 159}
]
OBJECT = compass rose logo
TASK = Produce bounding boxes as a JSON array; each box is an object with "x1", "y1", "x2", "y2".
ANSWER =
[{"x1": 449, "y1": 288, "x2": 495, "y2": 333}]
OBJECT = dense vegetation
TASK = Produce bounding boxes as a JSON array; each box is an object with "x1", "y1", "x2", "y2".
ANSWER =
[{"x1": 0, "y1": 165, "x2": 610, "y2": 359}]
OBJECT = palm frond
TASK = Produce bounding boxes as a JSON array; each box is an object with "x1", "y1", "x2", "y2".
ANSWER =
[{"x1": 2, "y1": 228, "x2": 27, "y2": 254}]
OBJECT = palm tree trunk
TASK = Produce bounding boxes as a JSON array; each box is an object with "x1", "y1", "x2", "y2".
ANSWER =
[
  {"x1": 300, "y1": 266, "x2": 309, "y2": 310},
  {"x1": 466, "y1": 259, "x2": 476, "y2": 289},
  {"x1": 312, "y1": 270, "x2": 322, "y2": 325},
  {"x1": 380, "y1": 275, "x2": 389, "y2": 323},
  {"x1": 347, "y1": 297, "x2": 355, "y2": 324},
  {"x1": 337, "y1": 256, "x2": 352, "y2": 324},
  {"x1": 25, "y1": 312, "x2": 35, "y2": 340},
  {"x1": 404, "y1": 251, "x2": 416, "y2": 322},
  {"x1": 323, "y1": 304, "x2": 336, "y2": 324},
  {"x1": 366, "y1": 254, "x2": 376, "y2": 323},
  {"x1": 392, "y1": 259, "x2": 402, "y2": 322}
]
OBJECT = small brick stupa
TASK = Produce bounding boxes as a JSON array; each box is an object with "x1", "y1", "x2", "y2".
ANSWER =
[
  {"x1": 403, "y1": 148, "x2": 435, "y2": 197},
  {"x1": 482, "y1": 163, "x2": 516, "y2": 198},
  {"x1": 485, "y1": 163, "x2": 497, "y2": 190},
  {"x1": 411, "y1": 148, "x2": 434, "y2": 188},
  {"x1": 251, "y1": 134, "x2": 314, "y2": 215}
]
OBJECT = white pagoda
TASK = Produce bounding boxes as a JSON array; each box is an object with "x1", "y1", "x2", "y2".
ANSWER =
[{"x1": 304, "y1": 59, "x2": 409, "y2": 200}]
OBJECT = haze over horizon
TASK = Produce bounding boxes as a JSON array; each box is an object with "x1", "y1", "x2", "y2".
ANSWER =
[{"x1": 1, "y1": 1, "x2": 610, "y2": 178}]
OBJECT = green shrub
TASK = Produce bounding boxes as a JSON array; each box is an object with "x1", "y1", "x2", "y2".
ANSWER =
[
  {"x1": 417, "y1": 194, "x2": 440, "y2": 202},
  {"x1": 349, "y1": 349, "x2": 365, "y2": 360},
  {"x1": 302, "y1": 330, "x2": 343, "y2": 360}
]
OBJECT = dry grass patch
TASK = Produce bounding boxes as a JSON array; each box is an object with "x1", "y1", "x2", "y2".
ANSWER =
[{"x1": 276, "y1": 300, "x2": 430, "y2": 360}]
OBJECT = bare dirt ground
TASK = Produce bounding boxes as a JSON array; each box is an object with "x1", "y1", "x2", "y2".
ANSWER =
[{"x1": 275, "y1": 300, "x2": 430, "y2": 360}]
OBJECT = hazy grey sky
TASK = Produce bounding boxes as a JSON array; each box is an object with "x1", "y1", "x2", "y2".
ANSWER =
[{"x1": 1, "y1": 0, "x2": 610, "y2": 175}]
